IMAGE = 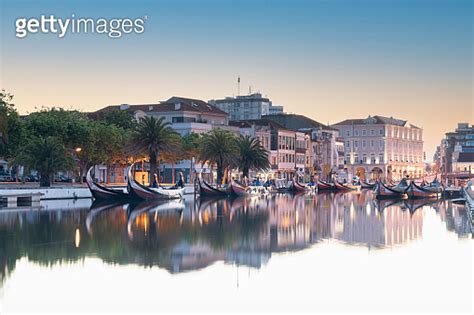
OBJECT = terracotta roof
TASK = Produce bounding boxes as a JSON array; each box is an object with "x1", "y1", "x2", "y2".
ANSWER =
[
  {"x1": 92, "y1": 96, "x2": 228, "y2": 116},
  {"x1": 457, "y1": 152, "x2": 474, "y2": 163}
]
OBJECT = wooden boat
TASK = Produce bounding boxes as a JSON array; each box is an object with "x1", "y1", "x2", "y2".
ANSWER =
[
  {"x1": 334, "y1": 182, "x2": 352, "y2": 191},
  {"x1": 86, "y1": 167, "x2": 129, "y2": 201},
  {"x1": 197, "y1": 176, "x2": 229, "y2": 197},
  {"x1": 405, "y1": 181, "x2": 442, "y2": 199},
  {"x1": 230, "y1": 180, "x2": 266, "y2": 197},
  {"x1": 317, "y1": 180, "x2": 337, "y2": 191},
  {"x1": 361, "y1": 181, "x2": 376, "y2": 190},
  {"x1": 292, "y1": 177, "x2": 316, "y2": 193},
  {"x1": 390, "y1": 178, "x2": 409, "y2": 193},
  {"x1": 127, "y1": 165, "x2": 184, "y2": 200},
  {"x1": 374, "y1": 181, "x2": 406, "y2": 199}
]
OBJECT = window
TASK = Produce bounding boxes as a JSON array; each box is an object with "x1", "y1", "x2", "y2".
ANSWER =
[
  {"x1": 354, "y1": 141, "x2": 358, "y2": 148},
  {"x1": 371, "y1": 129, "x2": 375, "y2": 136},
  {"x1": 371, "y1": 154, "x2": 376, "y2": 164},
  {"x1": 346, "y1": 130, "x2": 350, "y2": 136},
  {"x1": 371, "y1": 140, "x2": 375, "y2": 148},
  {"x1": 362, "y1": 154, "x2": 367, "y2": 164},
  {"x1": 354, "y1": 153, "x2": 359, "y2": 163},
  {"x1": 346, "y1": 141, "x2": 351, "y2": 150},
  {"x1": 379, "y1": 128, "x2": 384, "y2": 136},
  {"x1": 362, "y1": 129, "x2": 367, "y2": 136},
  {"x1": 362, "y1": 140, "x2": 366, "y2": 148},
  {"x1": 379, "y1": 153, "x2": 384, "y2": 163},
  {"x1": 346, "y1": 154, "x2": 351, "y2": 164},
  {"x1": 354, "y1": 130, "x2": 359, "y2": 136}
]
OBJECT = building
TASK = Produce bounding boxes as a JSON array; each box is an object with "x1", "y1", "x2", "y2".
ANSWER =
[
  {"x1": 209, "y1": 93, "x2": 284, "y2": 121},
  {"x1": 91, "y1": 96, "x2": 232, "y2": 183},
  {"x1": 93, "y1": 96, "x2": 230, "y2": 136},
  {"x1": 263, "y1": 113, "x2": 342, "y2": 179},
  {"x1": 436, "y1": 123, "x2": 474, "y2": 181},
  {"x1": 331, "y1": 115, "x2": 424, "y2": 181},
  {"x1": 232, "y1": 119, "x2": 304, "y2": 179}
]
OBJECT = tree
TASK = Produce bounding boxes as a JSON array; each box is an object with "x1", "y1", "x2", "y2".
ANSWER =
[
  {"x1": 236, "y1": 136, "x2": 270, "y2": 178},
  {"x1": 14, "y1": 137, "x2": 74, "y2": 187},
  {"x1": 128, "y1": 116, "x2": 180, "y2": 186},
  {"x1": 100, "y1": 110, "x2": 136, "y2": 130},
  {"x1": 0, "y1": 90, "x2": 28, "y2": 180},
  {"x1": 199, "y1": 129, "x2": 238, "y2": 184}
]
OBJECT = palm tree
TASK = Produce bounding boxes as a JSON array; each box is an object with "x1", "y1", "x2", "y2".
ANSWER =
[
  {"x1": 199, "y1": 129, "x2": 238, "y2": 184},
  {"x1": 128, "y1": 116, "x2": 180, "y2": 186},
  {"x1": 236, "y1": 136, "x2": 270, "y2": 178},
  {"x1": 15, "y1": 136, "x2": 74, "y2": 187}
]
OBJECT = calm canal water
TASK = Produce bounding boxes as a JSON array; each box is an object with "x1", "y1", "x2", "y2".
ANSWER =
[{"x1": 0, "y1": 191, "x2": 472, "y2": 313}]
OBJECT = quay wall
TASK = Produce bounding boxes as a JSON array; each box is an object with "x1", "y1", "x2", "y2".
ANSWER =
[{"x1": 0, "y1": 184, "x2": 196, "y2": 200}]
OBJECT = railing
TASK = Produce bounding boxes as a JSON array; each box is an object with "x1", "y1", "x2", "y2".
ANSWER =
[{"x1": 462, "y1": 187, "x2": 474, "y2": 226}]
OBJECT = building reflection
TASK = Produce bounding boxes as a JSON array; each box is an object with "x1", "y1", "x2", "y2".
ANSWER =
[{"x1": 0, "y1": 190, "x2": 471, "y2": 284}]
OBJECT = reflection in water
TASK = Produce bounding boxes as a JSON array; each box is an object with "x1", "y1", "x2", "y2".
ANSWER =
[{"x1": 0, "y1": 191, "x2": 472, "y2": 285}]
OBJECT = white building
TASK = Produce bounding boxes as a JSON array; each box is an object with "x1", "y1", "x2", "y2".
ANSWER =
[
  {"x1": 209, "y1": 93, "x2": 284, "y2": 121},
  {"x1": 332, "y1": 115, "x2": 424, "y2": 181}
]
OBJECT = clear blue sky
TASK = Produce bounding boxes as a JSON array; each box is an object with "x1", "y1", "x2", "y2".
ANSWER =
[{"x1": 1, "y1": 0, "x2": 472, "y2": 159}]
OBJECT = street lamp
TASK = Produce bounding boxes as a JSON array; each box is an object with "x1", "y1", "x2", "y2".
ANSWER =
[{"x1": 75, "y1": 147, "x2": 82, "y2": 153}]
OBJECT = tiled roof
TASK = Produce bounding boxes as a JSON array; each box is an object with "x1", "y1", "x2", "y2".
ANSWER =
[
  {"x1": 92, "y1": 96, "x2": 228, "y2": 116},
  {"x1": 332, "y1": 115, "x2": 413, "y2": 127}
]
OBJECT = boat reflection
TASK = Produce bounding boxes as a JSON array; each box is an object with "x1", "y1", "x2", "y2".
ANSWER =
[{"x1": 0, "y1": 190, "x2": 471, "y2": 285}]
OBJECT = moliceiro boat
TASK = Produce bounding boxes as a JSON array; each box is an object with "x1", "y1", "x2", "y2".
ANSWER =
[
  {"x1": 86, "y1": 167, "x2": 129, "y2": 201},
  {"x1": 197, "y1": 176, "x2": 230, "y2": 197},
  {"x1": 374, "y1": 181, "x2": 407, "y2": 199},
  {"x1": 292, "y1": 177, "x2": 316, "y2": 193},
  {"x1": 317, "y1": 180, "x2": 337, "y2": 191},
  {"x1": 405, "y1": 181, "x2": 442, "y2": 199},
  {"x1": 127, "y1": 165, "x2": 184, "y2": 200},
  {"x1": 230, "y1": 180, "x2": 267, "y2": 197}
]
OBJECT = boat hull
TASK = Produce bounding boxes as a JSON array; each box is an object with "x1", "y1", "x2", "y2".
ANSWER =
[
  {"x1": 86, "y1": 167, "x2": 129, "y2": 201},
  {"x1": 317, "y1": 180, "x2": 337, "y2": 191},
  {"x1": 374, "y1": 181, "x2": 406, "y2": 199},
  {"x1": 405, "y1": 182, "x2": 442, "y2": 199},
  {"x1": 128, "y1": 166, "x2": 184, "y2": 200},
  {"x1": 198, "y1": 178, "x2": 229, "y2": 197}
]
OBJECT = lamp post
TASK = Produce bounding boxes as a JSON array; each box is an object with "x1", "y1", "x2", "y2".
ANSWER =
[{"x1": 73, "y1": 147, "x2": 82, "y2": 183}]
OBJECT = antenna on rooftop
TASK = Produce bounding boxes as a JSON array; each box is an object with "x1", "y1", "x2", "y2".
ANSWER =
[
  {"x1": 249, "y1": 85, "x2": 252, "y2": 94},
  {"x1": 237, "y1": 76, "x2": 241, "y2": 96}
]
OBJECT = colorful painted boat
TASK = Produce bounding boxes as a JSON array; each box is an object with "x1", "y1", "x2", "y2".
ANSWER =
[
  {"x1": 405, "y1": 181, "x2": 442, "y2": 199},
  {"x1": 334, "y1": 182, "x2": 352, "y2": 191},
  {"x1": 374, "y1": 181, "x2": 406, "y2": 199},
  {"x1": 317, "y1": 180, "x2": 337, "y2": 191},
  {"x1": 292, "y1": 178, "x2": 316, "y2": 193},
  {"x1": 197, "y1": 176, "x2": 230, "y2": 197},
  {"x1": 127, "y1": 165, "x2": 184, "y2": 200},
  {"x1": 86, "y1": 167, "x2": 129, "y2": 201},
  {"x1": 230, "y1": 180, "x2": 266, "y2": 197}
]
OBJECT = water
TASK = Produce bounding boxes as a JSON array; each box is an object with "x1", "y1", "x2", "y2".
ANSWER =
[{"x1": 0, "y1": 191, "x2": 472, "y2": 313}]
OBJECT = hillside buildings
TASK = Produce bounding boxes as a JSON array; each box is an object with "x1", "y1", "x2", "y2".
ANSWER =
[
  {"x1": 209, "y1": 93, "x2": 284, "y2": 121},
  {"x1": 331, "y1": 115, "x2": 424, "y2": 181}
]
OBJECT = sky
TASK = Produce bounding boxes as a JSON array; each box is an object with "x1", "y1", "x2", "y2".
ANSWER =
[{"x1": 0, "y1": 0, "x2": 472, "y2": 160}]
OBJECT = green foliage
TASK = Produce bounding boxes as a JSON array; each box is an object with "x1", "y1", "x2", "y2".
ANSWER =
[
  {"x1": 236, "y1": 136, "x2": 270, "y2": 178},
  {"x1": 0, "y1": 90, "x2": 27, "y2": 160},
  {"x1": 100, "y1": 110, "x2": 136, "y2": 130},
  {"x1": 128, "y1": 116, "x2": 181, "y2": 184},
  {"x1": 199, "y1": 129, "x2": 238, "y2": 183},
  {"x1": 14, "y1": 136, "x2": 74, "y2": 186}
]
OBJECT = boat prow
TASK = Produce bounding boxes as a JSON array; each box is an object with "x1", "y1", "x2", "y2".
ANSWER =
[
  {"x1": 127, "y1": 164, "x2": 184, "y2": 200},
  {"x1": 86, "y1": 167, "x2": 129, "y2": 201}
]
